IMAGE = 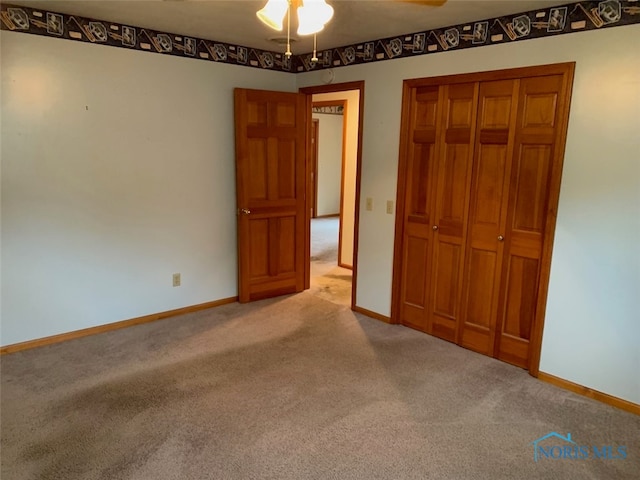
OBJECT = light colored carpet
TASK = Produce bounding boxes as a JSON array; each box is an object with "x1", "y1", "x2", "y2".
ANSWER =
[
  {"x1": 309, "y1": 217, "x2": 352, "y2": 307},
  {"x1": 310, "y1": 216, "x2": 341, "y2": 266},
  {"x1": 1, "y1": 225, "x2": 639, "y2": 479}
]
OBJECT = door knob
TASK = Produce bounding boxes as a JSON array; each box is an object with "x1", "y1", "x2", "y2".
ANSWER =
[
  {"x1": 497, "y1": 235, "x2": 504, "y2": 241},
  {"x1": 239, "y1": 208, "x2": 251, "y2": 215},
  {"x1": 432, "y1": 225, "x2": 439, "y2": 231}
]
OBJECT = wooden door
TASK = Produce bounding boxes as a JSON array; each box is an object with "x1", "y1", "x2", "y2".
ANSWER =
[
  {"x1": 393, "y1": 64, "x2": 575, "y2": 374},
  {"x1": 234, "y1": 88, "x2": 307, "y2": 302},
  {"x1": 458, "y1": 79, "x2": 519, "y2": 356},
  {"x1": 428, "y1": 83, "x2": 478, "y2": 342},
  {"x1": 397, "y1": 85, "x2": 443, "y2": 332},
  {"x1": 494, "y1": 74, "x2": 567, "y2": 368}
]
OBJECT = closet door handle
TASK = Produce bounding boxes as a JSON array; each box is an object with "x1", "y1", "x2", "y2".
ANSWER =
[
  {"x1": 432, "y1": 225, "x2": 439, "y2": 231},
  {"x1": 497, "y1": 235, "x2": 504, "y2": 241}
]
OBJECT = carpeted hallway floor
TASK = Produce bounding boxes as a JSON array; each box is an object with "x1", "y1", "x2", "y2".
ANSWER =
[
  {"x1": 1, "y1": 223, "x2": 639, "y2": 479},
  {"x1": 309, "y1": 217, "x2": 352, "y2": 307}
]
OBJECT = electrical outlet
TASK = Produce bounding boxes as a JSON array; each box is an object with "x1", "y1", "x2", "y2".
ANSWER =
[
  {"x1": 366, "y1": 197, "x2": 373, "y2": 211},
  {"x1": 386, "y1": 200, "x2": 394, "y2": 214},
  {"x1": 172, "y1": 273, "x2": 181, "y2": 287}
]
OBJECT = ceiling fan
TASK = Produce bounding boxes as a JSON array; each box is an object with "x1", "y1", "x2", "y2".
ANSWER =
[
  {"x1": 397, "y1": 0, "x2": 447, "y2": 4},
  {"x1": 256, "y1": 0, "x2": 447, "y2": 57},
  {"x1": 254, "y1": 0, "x2": 449, "y2": 62}
]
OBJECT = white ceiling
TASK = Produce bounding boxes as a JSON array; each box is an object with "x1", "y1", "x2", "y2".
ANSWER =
[{"x1": 11, "y1": 0, "x2": 570, "y2": 54}]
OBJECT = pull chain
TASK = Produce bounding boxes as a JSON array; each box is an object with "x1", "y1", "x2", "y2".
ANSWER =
[
  {"x1": 312, "y1": 33, "x2": 318, "y2": 63},
  {"x1": 285, "y1": 2, "x2": 292, "y2": 57}
]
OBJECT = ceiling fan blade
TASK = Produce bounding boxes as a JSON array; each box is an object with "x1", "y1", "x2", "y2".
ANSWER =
[{"x1": 395, "y1": 0, "x2": 448, "y2": 6}]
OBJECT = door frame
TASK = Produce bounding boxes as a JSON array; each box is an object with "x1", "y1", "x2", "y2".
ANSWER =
[
  {"x1": 390, "y1": 63, "x2": 575, "y2": 376},
  {"x1": 312, "y1": 99, "x2": 350, "y2": 268},
  {"x1": 300, "y1": 81, "x2": 365, "y2": 310},
  {"x1": 310, "y1": 118, "x2": 319, "y2": 218}
]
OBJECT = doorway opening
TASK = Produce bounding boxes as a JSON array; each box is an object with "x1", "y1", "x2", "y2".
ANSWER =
[
  {"x1": 301, "y1": 82, "x2": 364, "y2": 309},
  {"x1": 310, "y1": 216, "x2": 351, "y2": 306}
]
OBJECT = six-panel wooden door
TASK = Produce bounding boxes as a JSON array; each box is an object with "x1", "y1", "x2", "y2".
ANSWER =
[
  {"x1": 459, "y1": 79, "x2": 519, "y2": 357},
  {"x1": 397, "y1": 85, "x2": 440, "y2": 332},
  {"x1": 393, "y1": 64, "x2": 575, "y2": 372},
  {"x1": 234, "y1": 88, "x2": 307, "y2": 302},
  {"x1": 428, "y1": 83, "x2": 478, "y2": 342},
  {"x1": 494, "y1": 74, "x2": 568, "y2": 368}
]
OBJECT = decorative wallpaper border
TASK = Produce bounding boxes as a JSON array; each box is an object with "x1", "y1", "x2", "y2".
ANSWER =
[
  {"x1": 0, "y1": 3, "x2": 293, "y2": 72},
  {"x1": 1, "y1": 1, "x2": 638, "y2": 74},
  {"x1": 295, "y1": 0, "x2": 640, "y2": 72},
  {"x1": 312, "y1": 105, "x2": 344, "y2": 115}
]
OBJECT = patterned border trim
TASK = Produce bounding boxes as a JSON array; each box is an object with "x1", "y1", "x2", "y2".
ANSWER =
[
  {"x1": 295, "y1": 0, "x2": 640, "y2": 72},
  {"x1": 1, "y1": 2, "x2": 638, "y2": 74},
  {"x1": 312, "y1": 105, "x2": 344, "y2": 115},
  {"x1": 0, "y1": 4, "x2": 293, "y2": 72}
]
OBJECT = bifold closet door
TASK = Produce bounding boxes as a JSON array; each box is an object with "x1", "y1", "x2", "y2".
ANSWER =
[
  {"x1": 393, "y1": 63, "x2": 575, "y2": 373},
  {"x1": 428, "y1": 83, "x2": 478, "y2": 342},
  {"x1": 494, "y1": 74, "x2": 567, "y2": 368},
  {"x1": 398, "y1": 83, "x2": 478, "y2": 336},
  {"x1": 458, "y1": 79, "x2": 519, "y2": 357},
  {"x1": 398, "y1": 86, "x2": 441, "y2": 332}
]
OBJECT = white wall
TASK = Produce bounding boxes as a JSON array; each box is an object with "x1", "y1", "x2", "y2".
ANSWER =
[
  {"x1": 312, "y1": 112, "x2": 342, "y2": 216},
  {"x1": 311, "y1": 90, "x2": 359, "y2": 268},
  {"x1": 297, "y1": 25, "x2": 640, "y2": 404},
  {"x1": 1, "y1": 31, "x2": 295, "y2": 346},
  {"x1": 2, "y1": 24, "x2": 638, "y2": 405}
]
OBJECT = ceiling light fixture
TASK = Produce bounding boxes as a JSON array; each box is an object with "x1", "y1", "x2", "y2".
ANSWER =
[{"x1": 257, "y1": 0, "x2": 334, "y2": 58}]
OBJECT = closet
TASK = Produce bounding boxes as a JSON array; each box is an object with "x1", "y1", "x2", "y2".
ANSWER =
[{"x1": 391, "y1": 63, "x2": 575, "y2": 373}]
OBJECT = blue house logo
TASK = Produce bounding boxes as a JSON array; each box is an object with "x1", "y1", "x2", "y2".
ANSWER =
[
  {"x1": 531, "y1": 432, "x2": 577, "y2": 462},
  {"x1": 530, "y1": 432, "x2": 628, "y2": 462}
]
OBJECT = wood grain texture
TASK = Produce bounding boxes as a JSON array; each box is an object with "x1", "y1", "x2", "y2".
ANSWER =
[
  {"x1": 404, "y1": 63, "x2": 576, "y2": 88},
  {"x1": 527, "y1": 63, "x2": 575, "y2": 377},
  {"x1": 429, "y1": 82, "x2": 478, "y2": 343},
  {"x1": 0, "y1": 297, "x2": 238, "y2": 355},
  {"x1": 235, "y1": 88, "x2": 307, "y2": 302},
  {"x1": 392, "y1": 63, "x2": 576, "y2": 375},
  {"x1": 459, "y1": 79, "x2": 519, "y2": 357},
  {"x1": 398, "y1": 85, "x2": 441, "y2": 333},
  {"x1": 391, "y1": 80, "x2": 415, "y2": 325}
]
